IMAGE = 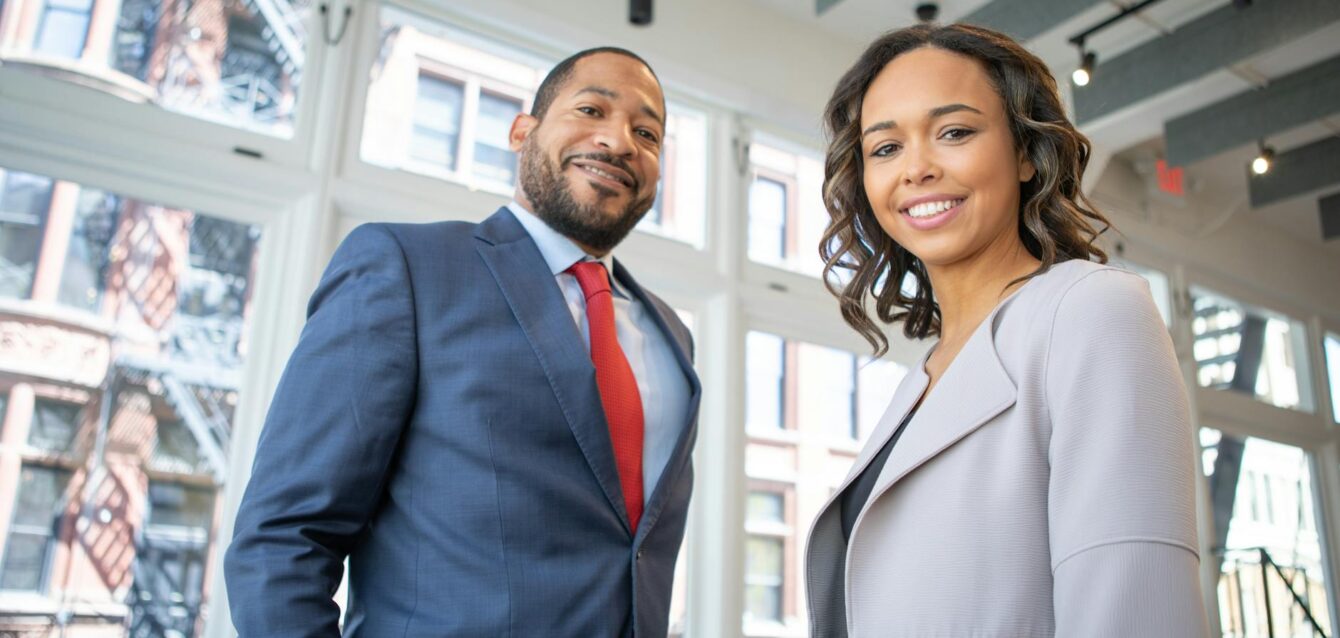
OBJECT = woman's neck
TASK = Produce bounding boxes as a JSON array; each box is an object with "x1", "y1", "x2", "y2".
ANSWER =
[{"x1": 927, "y1": 238, "x2": 1041, "y2": 347}]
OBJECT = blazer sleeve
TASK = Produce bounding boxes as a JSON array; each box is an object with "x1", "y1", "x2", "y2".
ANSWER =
[
  {"x1": 224, "y1": 224, "x2": 418, "y2": 636},
  {"x1": 1044, "y1": 268, "x2": 1210, "y2": 637}
]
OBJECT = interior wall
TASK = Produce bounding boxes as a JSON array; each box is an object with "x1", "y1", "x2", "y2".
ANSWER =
[{"x1": 1093, "y1": 158, "x2": 1340, "y2": 321}]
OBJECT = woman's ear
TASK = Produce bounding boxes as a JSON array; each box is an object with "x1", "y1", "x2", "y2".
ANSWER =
[{"x1": 1018, "y1": 149, "x2": 1036, "y2": 183}]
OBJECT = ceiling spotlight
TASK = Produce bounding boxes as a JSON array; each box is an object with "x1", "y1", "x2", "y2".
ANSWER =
[
  {"x1": 1072, "y1": 50, "x2": 1096, "y2": 87},
  {"x1": 1251, "y1": 142, "x2": 1275, "y2": 175},
  {"x1": 915, "y1": 3, "x2": 939, "y2": 22},
  {"x1": 629, "y1": 0, "x2": 652, "y2": 26}
]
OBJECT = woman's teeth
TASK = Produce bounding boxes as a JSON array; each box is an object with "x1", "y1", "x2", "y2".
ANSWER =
[{"x1": 905, "y1": 198, "x2": 964, "y2": 218}]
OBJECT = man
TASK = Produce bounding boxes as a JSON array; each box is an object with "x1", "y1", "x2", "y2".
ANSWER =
[{"x1": 224, "y1": 47, "x2": 701, "y2": 637}]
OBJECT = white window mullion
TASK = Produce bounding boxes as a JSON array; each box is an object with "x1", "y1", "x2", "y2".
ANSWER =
[{"x1": 457, "y1": 77, "x2": 481, "y2": 190}]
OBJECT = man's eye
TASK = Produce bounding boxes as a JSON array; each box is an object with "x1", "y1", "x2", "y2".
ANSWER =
[
  {"x1": 638, "y1": 129, "x2": 660, "y2": 143},
  {"x1": 578, "y1": 106, "x2": 600, "y2": 116}
]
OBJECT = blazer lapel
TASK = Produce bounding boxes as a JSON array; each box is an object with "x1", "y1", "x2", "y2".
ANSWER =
[
  {"x1": 612, "y1": 260, "x2": 703, "y2": 542},
  {"x1": 865, "y1": 299, "x2": 1020, "y2": 503},
  {"x1": 473, "y1": 208, "x2": 633, "y2": 535}
]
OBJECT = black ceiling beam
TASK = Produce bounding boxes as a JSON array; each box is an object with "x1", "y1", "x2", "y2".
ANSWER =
[
  {"x1": 1165, "y1": 55, "x2": 1340, "y2": 166},
  {"x1": 1073, "y1": 0, "x2": 1340, "y2": 125},
  {"x1": 1248, "y1": 136, "x2": 1340, "y2": 208}
]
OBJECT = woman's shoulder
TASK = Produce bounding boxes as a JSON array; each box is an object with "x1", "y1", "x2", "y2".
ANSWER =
[
  {"x1": 1029, "y1": 259, "x2": 1151, "y2": 307},
  {"x1": 1001, "y1": 259, "x2": 1160, "y2": 339},
  {"x1": 1033, "y1": 259, "x2": 1163, "y2": 336}
]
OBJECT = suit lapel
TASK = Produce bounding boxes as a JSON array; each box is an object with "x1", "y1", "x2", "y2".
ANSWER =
[
  {"x1": 865, "y1": 296, "x2": 1021, "y2": 504},
  {"x1": 473, "y1": 208, "x2": 633, "y2": 535},
  {"x1": 612, "y1": 260, "x2": 702, "y2": 543}
]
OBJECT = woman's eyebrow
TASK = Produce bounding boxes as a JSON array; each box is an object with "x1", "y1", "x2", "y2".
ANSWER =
[{"x1": 861, "y1": 103, "x2": 984, "y2": 139}]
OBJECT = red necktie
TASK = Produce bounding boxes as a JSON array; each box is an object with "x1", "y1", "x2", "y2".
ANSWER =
[{"x1": 568, "y1": 261, "x2": 645, "y2": 532}]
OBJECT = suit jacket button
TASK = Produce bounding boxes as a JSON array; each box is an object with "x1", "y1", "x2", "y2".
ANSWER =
[{"x1": 636, "y1": 550, "x2": 643, "y2": 561}]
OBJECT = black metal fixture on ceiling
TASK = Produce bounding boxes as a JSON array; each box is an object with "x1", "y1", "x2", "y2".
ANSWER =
[
  {"x1": 630, "y1": 0, "x2": 653, "y2": 26},
  {"x1": 1067, "y1": 0, "x2": 1169, "y2": 86},
  {"x1": 1251, "y1": 140, "x2": 1275, "y2": 176},
  {"x1": 1072, "y1": 48, "x2": 1096, "y2": 87},
  {"x1": 915, "y1": 3, "x2": 939, "y2": 23}
]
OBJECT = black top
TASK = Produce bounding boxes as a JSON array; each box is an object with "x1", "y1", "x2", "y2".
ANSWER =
[{"x1": 840, "y1": 407, "x2": 917, "y2": 543}]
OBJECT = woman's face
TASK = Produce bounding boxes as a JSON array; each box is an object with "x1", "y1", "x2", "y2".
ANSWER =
[{"x1": 859, "y1": 47, "x2": 1035, "y2": 270}]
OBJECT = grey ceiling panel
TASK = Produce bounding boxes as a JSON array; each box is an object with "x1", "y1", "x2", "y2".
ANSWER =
[
  {"x1": 816, "y1": 0, "x2": 845, "y2": 15},
  {"x1": 1164, "y1": 55, "x2": 1340, "y2": 166},
  {"x1": 1320, "y1": 191, "x2": 1340, "y2": 241},
  {"x1": 1073, "y1": 0, "x2": 1340, "y2": 125},
  {"x1": 958, "y1": 0, "x2": 1107, "y2": 41},
  {"x1": 1248, "y1": 136, "x2": 1340, "y2": 208}
]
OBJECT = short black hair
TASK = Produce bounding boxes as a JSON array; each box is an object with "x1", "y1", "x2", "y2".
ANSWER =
[{"x1": 530, "y1": 47, "x2": 663, "y2": 120}]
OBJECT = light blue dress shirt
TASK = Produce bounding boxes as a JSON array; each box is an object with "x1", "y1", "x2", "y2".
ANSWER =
[{"x1": 507, "y1": 201, "x2": 692, "y2": 503}]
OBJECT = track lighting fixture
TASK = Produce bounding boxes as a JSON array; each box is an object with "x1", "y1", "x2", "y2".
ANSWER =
[
  {"x1": 1251, "y1": 141, "x2": 1275, "y2": 175},
  {"x1": 630, "y1": 0, "x2": 652, "y2": 26},
  {"x1": 1072, "y1": 48, "x2": 1096, "y2": 87},
  {"x1": 915, "y1": 3, "x2": 939, "y2": 23}
]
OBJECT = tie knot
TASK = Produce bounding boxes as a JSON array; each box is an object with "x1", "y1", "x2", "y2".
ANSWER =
[{"x1": 567, "y1": 261, "x2": 611, "y2": 298}]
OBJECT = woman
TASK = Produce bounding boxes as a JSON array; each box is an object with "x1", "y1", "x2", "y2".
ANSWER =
[{"x1": 805, "y1": 24, "x2": 1209, "y2": 637}]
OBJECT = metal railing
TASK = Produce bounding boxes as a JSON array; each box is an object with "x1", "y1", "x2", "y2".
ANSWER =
[{"x1": 1219, "y1": 547, "x2": 1330, "y2": 638}]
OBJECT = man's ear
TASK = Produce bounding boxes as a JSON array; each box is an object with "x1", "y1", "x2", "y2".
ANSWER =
[{"x1": 510, "y1": 113, "x2": 538, "y2": 152}]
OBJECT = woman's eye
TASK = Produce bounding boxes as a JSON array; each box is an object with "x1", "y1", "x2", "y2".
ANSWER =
[
  {"x1": 872, "y1": 143, "x2": 900, "y2": 157},
  {"x1": 942, "y1": 128, "x2": 975, "y2": 141},
  {"x1": 578, "y1": 106, "x2": 600, "y2": 116}
]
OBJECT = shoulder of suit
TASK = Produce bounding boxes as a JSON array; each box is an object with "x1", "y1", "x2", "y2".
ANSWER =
[
  {"x1": 356, "y1": 219, "x2": 479, "y2": 252},
  {"x1": 999, "y1": 259, "x2": 1152, "y2": 332},
  {"x1": 1035, "y1": 259, "x2": 1159, "y2": 329},
  {"x1": 1026, "y1": 259, "x2": 1146, "y2": 301}
]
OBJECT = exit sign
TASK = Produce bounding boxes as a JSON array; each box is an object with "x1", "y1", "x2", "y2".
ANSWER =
[{"x1": 1157, "y1": 159, "x2": 1185, "y2": 196}]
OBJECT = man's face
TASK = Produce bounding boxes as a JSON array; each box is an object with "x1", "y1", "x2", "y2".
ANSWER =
[{"x1": 510, "y1": 53, "x2": 665, "y2": 255}]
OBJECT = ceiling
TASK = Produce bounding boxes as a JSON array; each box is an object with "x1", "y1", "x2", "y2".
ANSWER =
[{"x1": 749, "y1": 0, "x2": 1340, "y2": 252}]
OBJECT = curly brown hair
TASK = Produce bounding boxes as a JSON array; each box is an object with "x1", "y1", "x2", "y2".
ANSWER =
[{"x1": 820, "y1": 23, "x2": 1111, "y2": 356}]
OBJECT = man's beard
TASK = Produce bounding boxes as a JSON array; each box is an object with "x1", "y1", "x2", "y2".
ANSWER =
[{"x1": 518, "y1": 137, "x2": 656, "y2": 254}]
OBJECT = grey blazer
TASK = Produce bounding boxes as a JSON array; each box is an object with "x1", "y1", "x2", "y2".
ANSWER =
[{"x1": 806, "y1": 260, "x2": 1210, "y2": 638}]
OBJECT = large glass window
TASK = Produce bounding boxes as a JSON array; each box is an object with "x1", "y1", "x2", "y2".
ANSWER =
[
  {"x1": 743, "y1": 488, "x2": 788, "y2": 629},
  {"x1": 1325, "y1": 333, "x2": 1340, "y2": 425},
  {"x1": 0, "y1": 170, "x2": 54, "y2": 300},
  {"x1": 1191, "y1": 287, "x2": 1315, "y2": 412},
  {"x1": 638, "y1": 105, "x2": 708, "y2": 247},
  {"x1": 745, "y1": 332, "x2": 785, "y2": 433},
  {"x1": 0, "y1": 465, "x2": 72, "y2": 591},
  {"x1": 0, "y1": 164, "x2": 261, "y2": 636},
  {"x1": 742, "y1": 331, "x2": 905, "y2": 635},
  {"x1": 744, "y1": 536, "x2": 784, "y2": 625},
  {"x1": 4, "y1": 0, "x2": 312, "y2": 135},
  {"x1": 473, "y1": 92, "x2": 523, "y2": 185},
  {"x1": 747, "y1": 141, "x2": 826, "y2": 277},
  {"x1": 1200, "y1": 429, "x2": 1332, "y2": 637},
  {"x1": 409, "y1": 74, "x2": 466, "y2": 171},
  {"x1": 28, "y1": 399, "x2": 82, "y2": 452},
  {"x1": 360, "y1": 6, "x2": 707, "y2": 246},
  {"x1": 33, "y1": 0, "x2": 93, "y2": 59},
  {"x1": 57, "y1": 188, "x2": 120, "y2": 312}
]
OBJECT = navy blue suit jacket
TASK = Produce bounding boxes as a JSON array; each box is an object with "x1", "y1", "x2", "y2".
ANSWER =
[{"x1": 224, "y1": 208, "x2": 702, "y2": 637}]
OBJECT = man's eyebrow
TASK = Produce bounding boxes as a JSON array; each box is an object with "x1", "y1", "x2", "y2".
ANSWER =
[
  {"x1": 860, "y1": 103, "x2": 985, "y2": 139},
  {"x1": 575, "y1": 86, "x2": 617, "y2": 100},
  {"x1": 641, "y1": 104, "x2": 665, "y2": 127},
  {"x1": 574, "y1": 85, "x2": 664, "y2": 127}
]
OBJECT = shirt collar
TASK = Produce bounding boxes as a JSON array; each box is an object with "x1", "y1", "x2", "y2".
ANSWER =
[{"x1": 507, "y1": 201, "x2": 625, "y2": 294}]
